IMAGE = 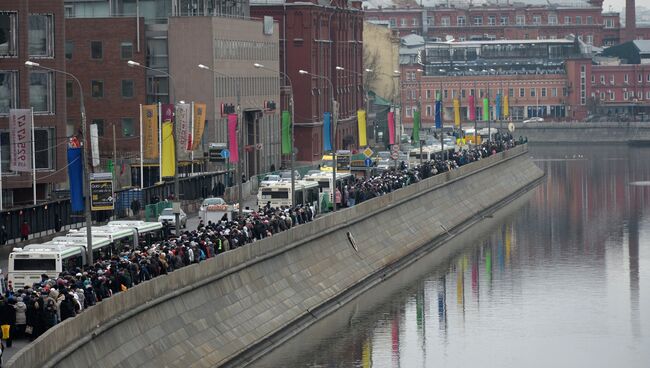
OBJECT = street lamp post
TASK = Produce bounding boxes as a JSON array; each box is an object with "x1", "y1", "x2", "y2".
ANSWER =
[
  {"x1": 198, "y1": 64, "x2": 243, "y2": 217},
  {"x1": 127, "y1": 60, "x2": 182, "y2": 230},
  {"x1": 254, "y1": 63, "x2": 296, "y2": 206},
  {"x1": 25, "y1": 61, "x2": 94, "y2": 266},
  {"x1": 416, "y1": 68, "x2": 423, "y2": 167},
  {"x1": 299, "y1": 69, "x2": 338, "y2": 212}
]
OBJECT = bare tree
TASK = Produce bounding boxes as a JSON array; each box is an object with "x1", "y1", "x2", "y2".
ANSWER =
[{"x1": 363, "y1": 49, "x2": 379, "y2": 94}]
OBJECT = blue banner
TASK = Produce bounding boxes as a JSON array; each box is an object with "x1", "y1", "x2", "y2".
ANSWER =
[
  {"x1": 495, "y1": 93, "x2": 502, "y2": 120},
  {"x1": 67, "y1": 147, "x2": 84, "y2": 212},
  {"x1": 434, "y1": 101, "x2": 442, "y2": 129},
  {"x1": 323, "y1": 112, "x2": 332, "y2": 151}
]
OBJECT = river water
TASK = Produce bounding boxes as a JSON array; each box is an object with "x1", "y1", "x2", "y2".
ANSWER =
[{"x1": 251, "y1": 144, "x2": 650, "y2": 368}]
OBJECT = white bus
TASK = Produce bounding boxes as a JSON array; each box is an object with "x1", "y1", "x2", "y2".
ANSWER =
[
  {"x1": 257, "y1": 180, "x2": 320, "y2": 209},
  {"x1": 304, "y1": 172, "x2": 354, "y2": 204}
]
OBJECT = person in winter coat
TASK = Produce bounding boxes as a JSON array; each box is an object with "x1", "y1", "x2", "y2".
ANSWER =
[
  {"x1": 0, "y1": 298, "x2": 16, "y2": 347},
  {"x1": 44, "y1": 289, "x2": 59, "y2": 328},
  {"x1": 14, "y1": 297, "x2": 26, "y2": 340},
  {"x1": 59, "y1": 293, "x2": 76, "y2": 322}
]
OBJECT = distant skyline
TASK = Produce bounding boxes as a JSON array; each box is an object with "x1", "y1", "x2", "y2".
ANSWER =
[{"x1": 362, "y1": 0, "x2": 639, "y2": 12}]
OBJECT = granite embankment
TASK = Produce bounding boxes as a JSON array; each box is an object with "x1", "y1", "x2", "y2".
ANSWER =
[
  {"x1": 516, "y1": 122, "x2": 650, "y2": 143},
  {"x1": 7, "y1": 144, "x2": 543, "y2": 368}
]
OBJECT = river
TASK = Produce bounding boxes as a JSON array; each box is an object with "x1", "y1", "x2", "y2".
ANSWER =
[{"x1": 251, "y1": 144, "x2": 650, "y2": 368}]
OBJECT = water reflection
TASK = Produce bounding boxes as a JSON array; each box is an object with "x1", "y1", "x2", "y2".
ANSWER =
[{"x1": 251, "y1": 145, "x2": 650, "y2": 368}]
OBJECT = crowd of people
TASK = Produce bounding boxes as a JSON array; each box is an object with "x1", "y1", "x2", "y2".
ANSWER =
[{"x1": 0, "y1": 133, "x2": 519, "y2": 350}]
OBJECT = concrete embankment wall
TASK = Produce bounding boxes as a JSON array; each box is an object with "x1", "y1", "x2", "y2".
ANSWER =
[
  {"x1": 516, "y1": 122, "x2": 650, "y2": 143},
  {"x1": 7, "y1": 145, "x2": 543, "y2": 368}
]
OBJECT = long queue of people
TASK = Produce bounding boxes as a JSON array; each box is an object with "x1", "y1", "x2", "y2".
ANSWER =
[{"x1": 0, "y1": 133, "x2": 519, "y2": 351}]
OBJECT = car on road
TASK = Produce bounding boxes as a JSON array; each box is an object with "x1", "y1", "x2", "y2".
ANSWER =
[
  {"x1": 260, "y1": 174, "x2": 281, "y2": 186},
  {"x1": 199, "y1": 197, "x2": 226, "y2": 212},
  {"x1": 279, "y1": 170, "x2": 301, "y2": 181},
  {"x1": 523, "y1": 117, "x2": 544, "y2": 124},
  {"x1": 158, "y1": 207, "x2": 187, "y2": 228}
]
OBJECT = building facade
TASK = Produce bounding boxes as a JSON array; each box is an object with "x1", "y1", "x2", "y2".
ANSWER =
[
  {"x1": 0, "y1": 0, "x2": 68, "y2": 206},
  {"x1": 251, "y1": 0, "x2": 364, "y2": 163}
]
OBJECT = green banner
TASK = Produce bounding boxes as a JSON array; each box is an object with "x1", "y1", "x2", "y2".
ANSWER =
[
  {"x1": 483, "y1": 98, "x2": 489, "y2": 121},
  {"x1": 281, "y1": 110, "x2": 291, "y2": 155},
  {"x1": 412, "y1": 109, "x2": 420, "y2": 144}
]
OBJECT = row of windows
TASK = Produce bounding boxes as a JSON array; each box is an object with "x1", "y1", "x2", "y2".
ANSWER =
[
  {"x1": 404, "y1": 105, "x2": 566, "y2": 119},
  {"x1": 404, "y1": 87, "x2": 566, "y2": 100},
  {"x1": 65, "y1": 40, "x2": 134, "y2": 60},
  {"x1": 0, "y1": 70, "x2": 54, "y2": 114},
  {"x1": 591, "y1": 73, "x2": 650, "y2": 85},
  {"x1": 214, "y1": 39, "x2": 278, "y2": 61},
  {"x1": 431, "y1": 14, "x2": 596, "y2": 27},
  {"x1": 0, "y1": 13, "x2": 54, "y2": 58},
  {"x1": 0, "y1": 128, "x2": 56, "y2": 172},
  {"x1": 387, "y1": 17, "x2": 419, "y2": 28},
  {"x1": 67, "y1": 118, "x2": 135, "y2": 138},
  {"x1": 214, "y1": 76, "x2": 279, "y2": 98},
  {"x1": 66, "y1": 79, "x2": 136, "y2": 99},
  {"x1": 592, "y1": 90, "x2": 650, "y2": 101}
]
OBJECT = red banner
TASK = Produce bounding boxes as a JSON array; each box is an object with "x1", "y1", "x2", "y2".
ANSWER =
[
  {"x1": 468, "y1": 95, "x2": 476, "y2": 121},
  {"x1": 228, "y1": 114, "x2": 238, "y2": 163},
  {"x1": 388, "y1": 111, "x2": 395, "y2": 145}
]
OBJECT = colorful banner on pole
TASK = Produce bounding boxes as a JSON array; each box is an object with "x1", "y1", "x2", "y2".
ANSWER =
[
  {"x1": 281, "y1": 110, "x2": 291, "y2": 155},
  {"x1": 453, "y1": 98, "x2": 461, "y2": 127},
  {"x1": 9, "y1": 109, "x2": 32, "y2": 172},
  {"x1": 142, "y1": 104, "x2": 159, "y2": 159},
  {"x1": 192, "y1": 103, "x2": 207, "y2": 150},
  {"x1": 495, "y1": 93, "x2": 502, "y2": 120},
  {"x1": 503, "y1": 95, "x2": 510, "y2": 117},
  {"x1": 175, "y1": 103, "x2": 191, "y2": 160},
  {"x1": 468, "y1": 95, "x2": 476, "y2": 121},
  {"x1": 388, "y1": 111, "x2": 395, "y2": 145},
  {"x1": 67, "y1": 146, "x2": 84, "y2": 212},
  {"x1": 228, "y1": 114, "x2": 239, "y2": 163},
  {"x1": 482, "y1": 98, "x2": 489, "y2": 121},
  {"x1": 323, "y1": 112, "x2": 332, "y2": 151},
  {"x1": 412, "y1": 109, "x2": 420, "y2": 145},
  {"x1": 434, "y1": 101, "x2": 442, "y2": 129},
  {"x1": 161, "y1": 122, "x2": 175, "y2": 177},
  {"x1": 357, "y1": 109, "x2": 367, "y2": 147},
  {"x1": 90, "y1": 123, "x2": 100, "y2": 167}
]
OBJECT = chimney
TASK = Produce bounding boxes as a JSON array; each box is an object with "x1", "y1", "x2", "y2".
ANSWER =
[{"x1": 626, "y1": 0, "x2": 636, "y2": 42}]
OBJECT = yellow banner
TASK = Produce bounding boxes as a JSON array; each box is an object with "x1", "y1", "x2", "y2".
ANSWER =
[
  {"x1": 504, "y1": 95, "x2": 510, "y2": 117},
  {"x1": 357, "y1": 109, "x2": 367, "y2": 147},
  {"x1": 142, "y1": 105, "x2": 159, "y2": 159},
  {"x1": 161, "y1": 122, "x2": 175, "y2": 177},
  {"x1": 453, "y1": 98, "x2": 461, "y2": 127},
  {"x1": 193, "y1": 103, "x2": 207, "y2": 150}
]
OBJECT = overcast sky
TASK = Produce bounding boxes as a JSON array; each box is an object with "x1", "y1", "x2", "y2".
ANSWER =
[
  {"x1": 603, "y1": 0, "x2": 625, "y2": 13},
  {"x1": 364, "y1": 0, "x2": 637, "y2": 12}
]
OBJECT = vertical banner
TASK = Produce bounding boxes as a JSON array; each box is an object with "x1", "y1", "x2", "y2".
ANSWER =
[
  {"x1": 175, "y1": 102, "x2": 191, "y2": 160},
  {"x1": 453, "y1": 98, "x2": 461, "y2": 127},
  {"x1": 192, "y1": 103, "x2": 207, "y2": 150},
  {"x1": 468, "y1": 95, "x2": 476, "y2": 121},
  {"x1": 434, "y1": 100, "x2": 442, "y2": 129},
  {"x1": 281, "y1": 110, "x2": 292, "y2": 155},
  {"x1": 357, "y1": 109, "x2": 367, "y2": 147},
  {"x1": 9, "y1": 109, "x2": 32, "y2": 172},
  {"x1": 495, "y1": 93, "x2": 502, "y2": 120},
  {"x1": 323, "y1": 112, "x2": 332, "y2": 151},
  {"x1": 161, "y1": 121, "x2": 175, "y2": 177},
  {"x1": 142, "y1": 104, "x2": 159, "y2": 159},
  {"x1": 387, "y1": 111, "x2": 395, "y2": 145},
  {"x1": 228, "y1": 114, "x2": 239, "y2": 163},
  {"x1": 412, "y1": 109, "x2": 420, "y2": 145},
  {"x1": 482, "y1": 98, "x2": 489, "y2": 121},
  {"x1": 503, "y1": 95, "x2": 510, "y2": 118},
  {"x1": 90, "y1": 123, "x2": 100, "y2": 167},
  {"x1": 67, "y1": 146, "x2": 84, "y2": 212}
]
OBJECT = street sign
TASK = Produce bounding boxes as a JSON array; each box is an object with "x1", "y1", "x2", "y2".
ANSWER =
[
  {"x1": 390, "y1": 151, "x2": 399, "y2": 160},
  {"x1": 209, "y1": 143, "x2": 227, "y2": 162},
  {"x1": 391, "y1": 144, "x2": 400, "y2": 153},
  {"x1": 364, "y1": 158, "x2": 373, "y2": 167},
  {"x1": 256, "y1": 143, "x2": 263, "y2": 151},
  {"x1": 362, "y1": 147, "x2": 374, "y2": 158},
  {"x1": 221, "y1": 149, "x2": 230, "y2": 159},
  {"x1": 90, "y1": 180, "x2": 114, "y2": 211}
]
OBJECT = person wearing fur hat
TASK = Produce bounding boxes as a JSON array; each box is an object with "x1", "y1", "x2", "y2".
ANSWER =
[{"x1": 14, "y1": 297, "x2": 26, "y2": 340}]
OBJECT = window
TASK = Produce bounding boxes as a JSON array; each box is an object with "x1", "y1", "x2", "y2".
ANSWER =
[
  {"x1": 533, "y1": 15, "x2": 541, "y2": 25},
  {"x1": 91, "y1": 41, "x2": 103, "y2": 59},
  {"x1": 426, "y1": 105, "x2": 432, "y2": 116},
  {"x1": 0, "y1": 71, "x2": 17, "y2": 115},
  {"x1": 610, "y1": 75, "x2": 615, "y2": 84},
  {"x1": 121, "y1": 118, "x2": 135, "y2": 137},
  {"x1": 66, "y1": 119, "x2": 76, "y2": 137},
  {"x1": 120, "y1": 42, "x2": 133, "y2": 59},
  {"x1": 457, "y1": 16, "x2": 466, "y2": 26},
  {"x1": 444, "y1": 89, "x2": 448, "y2": 99},
  {"x1": 441, "y1": 16, "x2": 450, "y2": 26},
  {"x1": 648, "y1": 74, "x2": 650, "y2": 82},
  {"x1": 0, "y1": 131, "x2": 9, "y2": 172},
  {"x1": 66, "y1": 80, "x2": 73, "y2": 98},
  {"x1": 389, "y1": 18, "x2": 396, "y2": 27},
  {"x1": 531, "y1": 88, "x2": 536, "y2": 97},
  {"x1": 400, "y1": 18, "x2": 406, "y2": 27},
  {"x1": 586, "y1": 16, "x2": 593, "y2": 24},
  {"x1": 516, "y1": 15, "x2": 525, "y2": 25},
  {"x1": 548, "y1": 15, "x2": 557, "y2": 25},
  {"x1": 638, "y1": 74, "x2": 643, "y2": 83},
  {"x1": 623, "y1": 91, "x2": 628, "y2": 100},
  {"x1": 426, "y1": 90, "x2": 431, "y2": 99},
  {"x1": 92, "y1": 119, "x2": 105, "y2": 136},
  {"x1": 29, "y1": 14, "x2": 54, "y2": 57},
  {"x1": 575, "y1": 16, "x2": 582, "y2": 25},
  {"x1": 121, "y1": 80, "x2": 134, "y2": 98},
  {"x1": 552, "y1": 88, "x2": 558, "y2": 97},
  {"x1": 91, "y1": 80, "x2": 104, "y2": 98},
  {"x1": 34, "y1": 128, "x2": 55, "y2": 169},
  {"x1": 412, "y1": 18, "x2": 418, "y2": 26},
  {"x1": 563, "y1": 87, "x2": 568, "y2": 96},
  {"x1": 406, "y1": 106, "x2": 412, "y2": 117},
  {"x1": 488, "y1": 16, "x2": 496, "y2": 25},
  {"x1": 500, "y1": 16, "x2": 508, "y2": 25},
  {"x1": 601, "y1": 92, "x2": 605, "y2": 100},
  {"x1": 600, "y1": 75, "x2": 605, "y2": 84},
  {"x1": 29, "y1": 71, "x2": 54, "y2": 113},
  {"x1": 591, "y1": 75, "x2": 595, "y2": 83},
  {"x1": 508, "y1": 88, "x2": 514, "y2": 97},
  {"x1": 647, "y1": 91, "x2": 650, "y2": 99},
  {"x1": 0, "y1": 12, "x2": 18, "y2": 57},
  {"x1": 473, "y1": 16, "x2": 483, "y2": 25},
  {"x1": 427, "y1": 17, "x2": 433, "y2": 26},
  {"x1": 564, "y1": 16, "x2": 571, "y2": 25},
  {"x1": 605, "y1": 18, "x2": 614, "y2": 28},
  {"x1": 609, "y1": 91, "x2": 615, "y2": 100},
  {"x1": 65, "y1": 40, "x2": 73, "y2": 59},
  {"x1": 541, "y1": 87, "x2": 547, "y2": 97},
  {"x1": 624, "y1": 74, "x2": 629, "y2": 83}
]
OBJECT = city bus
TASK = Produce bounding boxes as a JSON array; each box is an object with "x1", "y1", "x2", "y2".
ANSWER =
[
  {"x1": 257, "y1": 180, "x2": 320, "y2": 209},
  {"x1": 303, "y1": 172, "x2": 354, "y2": 204}
]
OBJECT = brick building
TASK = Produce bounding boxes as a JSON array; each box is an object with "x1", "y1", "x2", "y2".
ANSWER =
[
  {"x1": 365, "y1": 0, "x2": 650, "y2": 47},
  {"x1": 251, "y1": 0, "x2": 364, "y2": 163},
  {"x1": 0, "y1": 0, "x2": 68, "y2": 206}
]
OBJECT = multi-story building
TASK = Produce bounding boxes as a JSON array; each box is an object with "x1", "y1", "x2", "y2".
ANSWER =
[
  {"x1": 251, "y1": 0, "x2": 364, "y2": 163},
  {"x1": 365, "y1": 0, "x2": 650, "y2": 47},
  {"x1": 0, "y1": 0, "x2": 67, "y2": 206}
]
